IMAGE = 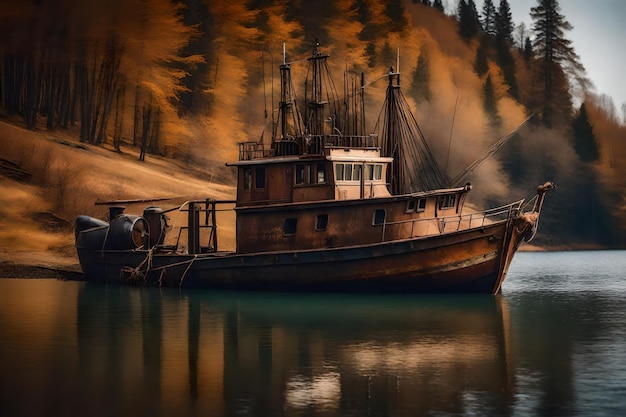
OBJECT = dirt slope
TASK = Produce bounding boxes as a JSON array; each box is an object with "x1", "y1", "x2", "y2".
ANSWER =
[{"x1": 0, "y1": 120, "x2": 236, "y2": 274}]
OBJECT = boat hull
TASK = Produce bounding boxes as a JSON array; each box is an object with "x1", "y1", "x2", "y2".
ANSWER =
[{"x1": 77, "y1": 217, "x2": 528, "y2": 294}]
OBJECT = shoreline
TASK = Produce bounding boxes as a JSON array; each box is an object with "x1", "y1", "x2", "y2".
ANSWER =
[{"x1": 0, "y1": 261, "x2": 83, "y2": 280}]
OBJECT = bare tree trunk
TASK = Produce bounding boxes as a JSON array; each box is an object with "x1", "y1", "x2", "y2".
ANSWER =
[
  {"x1": 149, "y1": 105, "x2": 160, "y2": 154},
  {"x1": 139, "y1": 109, "x2": 149, "y2": 162},
  {"x1": 89, "y1": 53, "x2": 105, "y2": 144},
  {"x1": 23, "y1": 58, "x2": 39, "y2": 129},
  {"x1": 57, "y1": 63, "x2": 70, "y2": 129},
  {"x1": 2, "y1": 55, "x2": 22, "y2": 115},
  {"x1": 113, "y1": 81, "x2": 126, "y2": 153},
  {"x1": 77, "y1": 58, "x2": 91, "y2": 142},
  {"x1": 133, "y1": 83, "x2": 140, "y2": 146},
  {"x1": 45, "y1": 62, "x2": 57, "y2": 130},
  {"x1": 68, "y1": 61, "x2": 80, "y2": 127},
  {"x1": 139, "y1": 93, "x2": 152, "y2": 162}
]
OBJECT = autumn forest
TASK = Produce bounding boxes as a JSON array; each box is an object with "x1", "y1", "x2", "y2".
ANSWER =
[{"x1": 1, "y1": 0, "x2": 625, "y2": 248}]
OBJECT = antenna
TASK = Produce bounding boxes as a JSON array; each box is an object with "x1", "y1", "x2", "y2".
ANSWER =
[
  {"x1": 396, "y1": 47, "x2": 400, "y2": 75},
  {"x1": 282, "y1": 42, "x2": 286, "y2": 65}
]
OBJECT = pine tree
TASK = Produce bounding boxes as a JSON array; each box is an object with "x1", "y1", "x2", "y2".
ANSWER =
[
  {"x1": 380, "y1": 42, "x2": 395, "y2": 68},
  {"x1": 177, "y1": 0, "x2": 215, "y2": 116},
  {"x1": 495, "y1": 0, "x2": 514, "y2": 44},
  {"x1": 457, "y1": 0, "x2": 481, "y2": 41},
  {"x1": 481, "y1": 0, "x2": 497, "y2": 36},
  {"x1": 385, "y1": 0, "x2": 409, "y2": 33},
  {"x1": 494, "y1": 0, "x2": 518, "y2": 99},
  {"x1": 530, "y1": 0, "x2": 584, "y2": 127},
  {"x1": 572, "y1": 103, "x2": 600, "y2": 162},
  {"x1": 483, "y1": 74, "x2": 501, "y2": 127},
  {"x1": 524, "y1": 37, "x2": 533, "y2": 62},
  {"x1": 474, "y1": 39, "x2": 489, "y2": 76},
  {"x1": 410, "y1": 50, "x2": 432, "y2": 103}
]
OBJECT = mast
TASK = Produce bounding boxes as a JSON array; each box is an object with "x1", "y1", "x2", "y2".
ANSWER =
[
  {"x1": 377, "y1": 66, "x2": 449, "y2": 194},
  {"x1": 274, "y1": 43, "x2": 304, "y2": 149},
  {"x1": 304, "y1": 40, "x2": 340, "y2": 136}
]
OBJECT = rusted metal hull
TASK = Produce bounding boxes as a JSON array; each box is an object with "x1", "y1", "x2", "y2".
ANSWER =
[{"x1": 77, "y1": 217, "x2": 528, "y2": 294}]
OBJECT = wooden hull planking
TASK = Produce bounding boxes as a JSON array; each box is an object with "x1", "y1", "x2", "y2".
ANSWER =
[{"x1": 77, "y1": 217, "x2": 527, "y2": 294}]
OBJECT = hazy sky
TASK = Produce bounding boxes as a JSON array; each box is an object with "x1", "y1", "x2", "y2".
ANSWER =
[{"x1": 475, "y1": 0, "x2": 626, "y2": 110}]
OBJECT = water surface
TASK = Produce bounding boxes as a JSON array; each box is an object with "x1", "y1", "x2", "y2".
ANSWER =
[{"x1": 1, "y1": 251, "x2": 625, "y2": 416}]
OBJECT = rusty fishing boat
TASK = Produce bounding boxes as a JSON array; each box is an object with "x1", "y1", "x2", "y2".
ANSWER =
[{"x1": 75, "y1": 43, "x2": 553, "y2": 294}]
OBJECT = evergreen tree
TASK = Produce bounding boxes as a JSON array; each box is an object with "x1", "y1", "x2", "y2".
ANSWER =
[
  {"x1": 356, "y1": 0, "x2": 379, "y2": 66},
  {"x1": 530, "y1": 0, "x2": 584, "y2": 127},
  {"x1": 385, "y1": 0, "x2": 409, "y2": 33},
  {"x1": 380, "y1": 41, "x2": 395, "y2": 68},
  {"x1": 457, "y1": 0, "x2": 481, "y2": 41},
  {"x1": 178, "y1": 0, "x2": 215, "y2": 116},
  {"x1": 494, "y1": 0, "x2": 518, "y2": 99},
  {"x1": 410, "y1": 50, "x2": 432, "y2": 103},
  {"x1": 433, "y1": 0, "x2": 444, "y2": 12},
  {"x1": 495, "y1": 0, "x2": 514, "y2": 44},
  {"x1": 481, "y1": 0, "x2": 497, "y2": 36},
  {"x1": 572, "y1": 103, "x2": 600, "y2": 162},
  {"x1": 365, "y1": 42, "x2": 377, "y2": 68},
  {"x1": 474, "y1": 39, "x2": 489, "y2": 76},
  {"x1": 483, "y1": 74, "x2": 501, "y2": 127},
  {"x1": 524, "y1": 36, "x2": 533, "y2": 62}
]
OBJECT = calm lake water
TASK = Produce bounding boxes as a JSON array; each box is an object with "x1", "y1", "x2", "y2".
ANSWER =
[{"x1": 1, "y1": 251, "x2": 626, "y2": 417}]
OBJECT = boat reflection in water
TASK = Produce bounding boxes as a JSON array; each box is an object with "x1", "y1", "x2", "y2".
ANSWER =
[{"x1": 72, "y1": 284, "x2": 515, "y2": 416}]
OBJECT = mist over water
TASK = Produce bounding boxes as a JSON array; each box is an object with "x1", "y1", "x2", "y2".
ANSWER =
[{"x1": 1, "y1": 251, "x2": 625, "y2": 417}]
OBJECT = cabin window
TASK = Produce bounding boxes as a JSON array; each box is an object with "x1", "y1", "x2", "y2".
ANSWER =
[
  {"x1": 374, "y1": 164, "x2": 383, "y2": 180},
  {"x1": 295, "y1": 162, "x2": 326, "y2": 185},
  {"x1": 336, "y1": 164, "x2": 344, "y2": 180},
  {"x1": 336, "y1": 163, "x2": 381, "y2": 182},
  {"x1": 243, "y1": 168, "x2": 253, "y2": 190},
  {"x1": 317, "y1": 163, "x2": 326, "y2": 183},
  {"x1": 345, "y1": 164, "x2": 353, "y2": 181},
  {"x1": 439, "y1": 195, "x2": 456, "y2": 210},
  {"x1": 255, "y1": 167, "x2": 266, "y2": 189},
  {"x1": 372, "y1": 209, "x2": 386, "y2": 226},
  {"x1": 283, "y1": 218, "x2": 297, "y2": 236},
  {"x1": 407, "y1": 198, "x2": 427, "y2": 213},
  {"x1": 315, "y1": 214, "x2": 328, "y2": 231},
  {"x1": 295, "y1": 164, "x2": 305, "y2": 184}
]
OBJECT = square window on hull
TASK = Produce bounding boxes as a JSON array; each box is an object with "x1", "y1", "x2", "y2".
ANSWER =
[
  {"x1": 373, "y1": 209, "x2": 386, "y2": 225},
  {"x1": 283, "y1": 218, "x2": 297, "y2": 236},
  {"x1": 316, "y1": 214, "x2": 328, "y2": 231}
]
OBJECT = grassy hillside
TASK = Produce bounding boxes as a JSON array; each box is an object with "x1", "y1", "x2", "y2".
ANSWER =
[{"x1": 0, "y1": 119, "x2": 236, "y2": 269}]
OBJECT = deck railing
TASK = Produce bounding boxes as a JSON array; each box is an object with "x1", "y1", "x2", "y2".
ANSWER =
[
  {"x1": 238, "y1": 134, "x2": 379, "y2": 160},
  {"x1": 165, "y1": 198, "x2": 528, "y2": 252},
  {"x1": 165, "y1": 199, "x2": 236, "y2": 254},
  {"x1": 378, "y1": 199, "x2": 525, "y2": 242}
]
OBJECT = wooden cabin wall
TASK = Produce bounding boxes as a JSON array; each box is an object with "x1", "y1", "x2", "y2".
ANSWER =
[
  {"x1": 235, "y1": 197, "x2": 445, "y2": 254},
  {"x1": 292, "y1": 185, "x2": 334, "y2": 203},
  {"x1": 237, "y1": 162, "x2": 335, "y2": 206},
  {"x1": 236, "y1": 164, "x2": 293, "y2": 206}
]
